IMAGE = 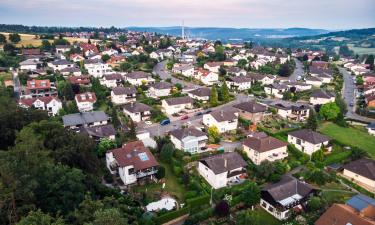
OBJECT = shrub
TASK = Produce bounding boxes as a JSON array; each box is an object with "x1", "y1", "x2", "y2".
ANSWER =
[{"x1": 215, "y1": 200, "x2": 230, "y2": 217}]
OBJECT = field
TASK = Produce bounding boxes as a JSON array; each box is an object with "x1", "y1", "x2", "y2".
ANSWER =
[
  {"x1": 348, "y1": 44, "x2": 375, "y2": 55},
  {"x1": 318, "y1": 122, "x2": 375, "y2": 157},
  {"x1": 0, "y1": 32, "x2": 93, "y2": 47}
]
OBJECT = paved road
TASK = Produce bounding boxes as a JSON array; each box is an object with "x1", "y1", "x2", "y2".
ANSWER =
[
  {"x1": 153, "y1": 61, "x2": 202, "y2": 88},
  {"x1": 340, "y1": 67, "x2": 375, "y2": 123},
  {"x1": 289, "y1": 58, "x2": 304, "y2": 82}
]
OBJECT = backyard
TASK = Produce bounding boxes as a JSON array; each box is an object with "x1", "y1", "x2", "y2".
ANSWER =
[{"x1": 319, "y1": 122, "x2": 375, "y2": 158}]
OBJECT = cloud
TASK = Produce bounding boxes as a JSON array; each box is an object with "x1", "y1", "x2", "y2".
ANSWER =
[{"x1": 0, "y1": 0, "x2": 374, "y2": 29}]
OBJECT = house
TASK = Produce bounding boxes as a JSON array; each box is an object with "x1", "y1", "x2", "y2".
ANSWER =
[
  {"x1": 193, "y1": 68, "x2": 219, "y2": 86},
  {"x1": 170, "y1": 127, "x2": 208, "y2": 154},
  {"x1": 125, "y1": 71, "x2": 155, "y2": 86},
  {"x1": 84, "y1": 59, "x2": 112, "y2": 78},
  {"x1": 123, "y1": 102, "x2": 152, "y2": 122},
  {"x1": 80, "y1": 43, "x2": 99, "y2": 56},
  {"x1": 261, "y1": 175, "x2": 317, "y2": 220},
  {"x1": 107, "y1": 55, "x2": 126, "y2": 67},
  {"x1": 270, "y1": 101, "x2": 310, "y2": 121},
  {"x1": 198, "y1": 152, "x2": 247, "y2": 189},
  {"x1": 203, "y1": 110, "x2": 238, "y2": 133},
  {"x1": 60, "y1": 67, "x2": 82, "y2": 76},
  {"x1": 288, "y1": 129, "x2": 331, "y2": 155},
  {"x1": 55, "y1": 45, "x2": 71, "y2": 54},
  {"x1": 204, "y1": 62, "x2": 223, "y2": 73},
  {"x1": 315, "y1": 195, "x2": 375, "y2": 225},
  {"x1": 18, "y1": 96, "x2": 62, "y2": 116},
  {"x1": 227, "y1": 67, "x2": 247, "y2": 76},
  {"x1": 100, "y1": 73, "x2": 123, "y2": 88},
  {"x1": 70, "y1": 53, "x2": 85, "y2": 62},
  {"x1": 24, "y1": 79, "x2": 57, "y2": 98},
  {"x1": 111, "y1": 86, "x2": 137, "y2": 105},
  {"x1": 305, "y1": 76, "x2": 323, "y2": 87},
  {"x1": 101, "y1": 48, "x2": 118, "y2": 56},
  {"x1": 243, "y1": 135, "x2": 288, "y2": 165},
  {"x1": 172, "y1": 63, "x2": 195, "y2": 77},
  {"x1": 148, "y1": 82, "x2": 173, "y2": 98},
  {"x1": 161, "y1": 96, "x2": 193, "y2": 115},
  {"x1": 19, "y1": 59, "x2": 42, "y2": 71},
  {"x1": 106, "y1": 141, "x2": 159, "y2": 185},
  {"x1": 225, "y1": 76, "x2": 252, "y2": 91},
  {"x1": 248, "y1": 73, "x2": 275, "y2": 85},
  {"x1": 75, "y1": 92, "x2": 97, "y2": 112},
  {"x1": 285, "y1": 82, "x2": 312, "y2": 92},
  {"x1": 342, "y1": 158, "x2": 375, "y2": 193},
  {"x1": 62, "y1": 111, "x2": 109, "y2": 129},
  {"x1": 68, "y1": 75, "x2": 91, "y2": 86},
  {"x1": 80, "y1": 124, "x2": 116, "y2": 141},
  {"x1": 48, "y1": 59, "x2": 75, "y2": 72},
  {"x1": 367, "y1": 122, "x2": 375, "y2": 136},
  {"x1": 233, "y1": 101, "x2": 267, "y2": 123},
  {"x1": 188, "y1": 87, "x2": 211, "y2": 102},
  {"x1": 309, "y1": 90, "x2": 335, "y2": 105},
  {"x1": 311, "y1": 61, "x2": 329, "y2": 69},
  {"x1": 264, "y1": 83, "x2": 289, "y2": 98}
]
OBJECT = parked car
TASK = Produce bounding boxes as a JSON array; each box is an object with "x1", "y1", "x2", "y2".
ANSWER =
[
  {"x1": 195, "y1": 111, "x2": 203, "y2": 116},
  {"x1": 204, "y1": 109, "x2": 212, "y2": 114},
  {"x1": 160, "y1": 119, "x2": 171, "y2": 126},
  {"x1": 180, "y1": 115, "x2": 189, "y2": 120},
  {"x1": 144, "y1": 120, "x2": 152, "y2": 125}
]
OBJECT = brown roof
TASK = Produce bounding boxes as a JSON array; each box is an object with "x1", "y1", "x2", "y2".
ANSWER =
[
  {"x1": 343, "y1": 158, "x2": 375, "y2": 181},
  {"x1": 19, "y1": 96, "x2": 60, "y2": 107},
  {"x1": 227, "y1": 76, "x2": 252, "y2": 83},
  {"x1": 170, "y1": 127, "x2": 207, "y2": 140},
  {"x1": 126, "y1": 71, "x2": 151, "y2": 79},
  {"x1": 68, "y1": 75, "x2": 90, "y2": 85},
  {"x1": 310, "y1": 90, "x2": 335, "y2": 99},
  {"x1": 205, "y1": 62, "x2": 223, "y2": 67},
  {"x1": 188, "y1": 87, "x2": 211, "y2": 97},
  {"x1": 109, "y1": 141, "x2": 159, "y2": 170},
  {"x1": 112, "y1": 86, "x2": 136, "y2": 95},
  {"x1": 104, "y1": 73, "x2": 123, "y2": 81},
  {"x1": 165, "y1": 96, "x2": 193, "y2": 106},
  {"x1": 150, "y1": 82, "x2": 173, "y2": 90},
  {"x1": 233, "y1": 101, "x2": 267, "y2": 113},
  {"x1": 288, "y1": 129, "x2": 330, "y2": 144},
  {"x1": 243, "y1": 136, "x2": 287, "y2": 152},
  {"x1": 75, "y1": 92, "x2": 97, "y2": 103},
  {"x1": 200, "y1": 152, "x2": 247, "y2": 174},
  {"x1": 209, "y1": 110, "x2": 237, "y2": 122},
  {"x1": 315, "y1": 204, "x2": 375, "y2": 225},
  {"x1": 123, "y1": 102, "x2": 151, "y2": 113}
]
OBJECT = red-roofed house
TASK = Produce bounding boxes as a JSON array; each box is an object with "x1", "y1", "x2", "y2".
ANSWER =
[
  {"x1": 75, "y1": 92, "x2": 97, "y2": 112},
  {"x1": 194, "y1": 68, "x2": 219, "y2": 86},
  {"x1": 80, "y1": 43, "x2": 99, "y2": 56},
  {"x1": 70, "y1": 53, "x2": 85, "y2": 62},
  {"x1": 106, "y1": 141, "x2": 159, "y2": 185},
  {"x1": 25, "y1": 79, "x2": 57, "y2": 98},
  {"x1": 18, "y1": 96, "x2": 62, "y2": 116}
]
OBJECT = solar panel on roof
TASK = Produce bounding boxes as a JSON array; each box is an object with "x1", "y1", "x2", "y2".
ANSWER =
[{"x1": 138, "y1": 152, "x2": 149, "y2": 161}]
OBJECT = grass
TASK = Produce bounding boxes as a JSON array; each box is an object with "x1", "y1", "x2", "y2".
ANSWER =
[
  {"x1": 349, "y1": 46, "x2": 375, "y2": 55},
  {"x1": 321, "y1": 190, "x2": 355, "y2": 204},
  {"x1": 319, "y1": 122, "x2": 375, "y2": 158},
  {"x1": 132, "y1": 161, "x2": 186, "y2": 201},
  {"x1": 255, "y1": 208, "x2": 282, "y2": 225}
]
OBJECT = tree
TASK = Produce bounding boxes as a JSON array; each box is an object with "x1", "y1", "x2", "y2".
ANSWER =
[
  {"x1": 237, "y1": 59, "x2": 248, "y2": 68},
  {"x1": 160, "y1": 143, "x2": 174, "y2": 162},
  {"x1": 118, "y1": 35, "x2": 127, "y2": 43},
  {"x1": 307, "y1": 197, "x2": 324, "y2": 212},
  {"x1": 215, "y1": 200, "x2": 230, "y2": 217},
  {"x1": 209, "y1": 86, "x2": 219, "y2": 107},
  {"x1": 256, "y1": 160, "x2": 276, "y2": 181},
  {"x1": 321, "y1": 54, "x2": 329, "y2": 62},
  {"x1": 102, "y1": 54, "x2": 110, "y2": 62},
  {"x1": 208, "y1": 126, "x2": 220, "y2": 144},
  {"x1": 306, "y1": 110, "x2": 318, "y2": 131},
  {"x1": 365, "y1": 54, "x2": 374, "y2": 71},
  {"x1": 97, "y1": 138, "x2": 117, "y2": 156},
  {"x1": 278, "y1": 63, "x2": 292, "y2": 77},
  {"x1": 3, "y1": 43, "x2": 16, "y2": 55},
  {"x1": 9, "y1": 33, "x2": 21, "y2": 43},
  {"x1": 339, "y1": 45, "x2": 353, "y2": 57},
  {"x1": 335, "y1": 94, "x2": 347, "y2": 115},
  {"x1": 220, "y1": 82, "x2": 230, "y2": 102},
  {"x1": 17, "y1": 210, "x2": 65, "y2": 225},
  {"x1": 155, "y1": 166, "x2": 165, "y2": 180},
  {"x1": 58, "y1": 80, "x2": 74, "y2": 101},
  {"x1": 119, "y1": 62, "x2": 132, "y2": 72},
  {"x1": 92, "y1": 208, "x2": 128, "y2": 225},
  {"x1": 350, "y1": 147, "x2": 368, "y2": 160},
  {"x1": 41, "y1": 40, "x2": 52, "y2": 51},
  {"x1": 0, "y1": 33, "x2": 6, "y2": 44},
  {"x1": 319, "y1": 102, "x2": 340, "y2": 121},
  {"x1": 312, "y1": 148, "x2": 325, "y2": 162},
  {"x1": 128, "y1": 119, "x2": 137, "y2": 140},
  {"x1": 236, "y1": 210, "x2": 261, "y2": 225},
  {"x1": 241, "y1": 183, "x2": 260, "y2": 207}
]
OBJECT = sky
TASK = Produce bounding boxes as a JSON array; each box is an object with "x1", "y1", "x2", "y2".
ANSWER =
[{"x1": 0, "y1": 0, "x2": 374, "y2": 30}]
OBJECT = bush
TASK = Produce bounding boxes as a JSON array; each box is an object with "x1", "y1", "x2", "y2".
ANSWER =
[
  {"x1": 186, "y1": 195, "x2": 210, "y2": 208},
  {"x1": 154, "y1": 206, "x2": 190, "y2": 225},
  {"x1": 215, "y1": 200, "x2": 230, "y2": 217}
]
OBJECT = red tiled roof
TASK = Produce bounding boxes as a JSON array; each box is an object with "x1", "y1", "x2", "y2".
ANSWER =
[
  {"x1": 75, "y1": 92, "x2": 97, "y2": 103},
  {"x1": 19, "y1": 96, "x2": 59, "y2": 107},
  {"x1": 26, "y1": 79, "x2": 51, "y2": 90}
]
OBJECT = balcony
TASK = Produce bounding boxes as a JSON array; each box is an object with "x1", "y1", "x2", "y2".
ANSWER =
[{"x1": 136, "y1": 168, "x2": 158, "y2": 178}]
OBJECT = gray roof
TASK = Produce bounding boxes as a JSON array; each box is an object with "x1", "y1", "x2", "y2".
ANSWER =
[
  {"x1": 266, "y1": 83, "x2": 288, "y2": 90},
  {"x1": 188, "y1": 87, "x2": 211, "y2": 97},
  {"x1": 343, "y1": 158, "x2": 375, "y2": 181},
  {"x1": 112, "y1": 86, "x2": 136, "y2": 95},
  {"x1": 51, "y1": 59, "x2": 73, "y2": 65},
  {"x1": 150, "y1": 82, "x2": 173, "y2": 90},
  {"x1": 227, "y1": 76, "x2": 252, "y2": 83},
  {"x1": 209, "y1": 110, "x2": 237, "y2": 122},
  {"x1": 123, "y1": 102, "x2": 151, "y2": 113},
  {"x1": 310, "y1": 90, "x2": 335, "y2": 99},
  {"x1": 244, "y1": 136, "x2": 288, "y2": 152},
  {"x1": 20, "y1": 59, "x2": 41, "y2": 66},
  {"x1": 60, "y1": 67, "x2": 80, "y2": 73},
  {"x1": 170, "y1": 127, "x2": 207, "y2": 140},
  {"x1": 81, "y1": 124, "x2": 116, "y2": 138},
  {"x1": 104, "y1": 73, "x2": 123, "y2": 80},
  {"x1": 288, "y1": 129, "x2": 330, "y2": 144},
  {"x1": 200, "y1": 152, "x2": 247, "y2": 174},
  {"x1": 165, "y1": 96, "x2": 193, "y2": 106},
  {"x1": 126, "y1": 71, "x2": 151, "y2": 79},
  {"x1": 234, "y1": 101, "x2": 267, "y2": 113},
  {"x1": 84, "y1": 59, "x2": 103, "y2": 64},
  {"x1": 262, "y1": 175, "x2": 315, "y2": 202},
  {"x1": 62, "y1": 111, "x2": 109, "y2": 127}
]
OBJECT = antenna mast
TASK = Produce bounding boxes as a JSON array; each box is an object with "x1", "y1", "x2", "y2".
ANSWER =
[{"x1": 181, "y1": 20, "x2": 185, "y2": 40}]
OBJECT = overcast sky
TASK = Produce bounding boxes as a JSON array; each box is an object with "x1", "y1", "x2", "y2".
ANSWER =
[{"x1": 0, "y1": 0, "x2": 374, "y2": 29}]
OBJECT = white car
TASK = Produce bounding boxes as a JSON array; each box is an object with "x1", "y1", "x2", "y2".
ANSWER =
[{"x1": 145, "y1": 121, "x2": 152, "y2": 125}]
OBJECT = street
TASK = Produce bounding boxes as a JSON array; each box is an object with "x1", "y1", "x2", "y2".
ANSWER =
[
  {"x1": 289, "y1": 58, "x2": 304, "y2": 82},
  {"x1": 340, "y1": 67, "x2": 375, "y2": 123}
]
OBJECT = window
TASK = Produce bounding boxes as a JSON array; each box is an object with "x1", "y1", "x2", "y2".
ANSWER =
[
  {"x1": 296, "y1": 139, "x2": 301, "y2": 145},
  {"x1": 128, "y1": 168, "x2": 135, "y2": 174}
]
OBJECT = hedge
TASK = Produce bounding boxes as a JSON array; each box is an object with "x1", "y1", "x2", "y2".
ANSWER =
[
  {"x1": 154, "y1": 206, "x2": 191, "y2": 225},
  {"x1": 186, "y1": 194, "x2": 210, "y2": 207}
]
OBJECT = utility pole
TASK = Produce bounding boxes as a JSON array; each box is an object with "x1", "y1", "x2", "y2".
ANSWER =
[{"x1": 181, "y1": 20, "x2": 185, "y2": 40}]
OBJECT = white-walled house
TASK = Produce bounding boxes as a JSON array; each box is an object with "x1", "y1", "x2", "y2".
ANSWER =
[
  {"x1": 106, "y1": 141, "x2": 159, "y2": 185},
  {"x1": 172, "y1": 63, "x2": 195, "y2": 77},
  {"x1": 198, "y1": 152, "x2": 247, "y2": 189},
  {"x1": 270, "y1": 101, "x2": 310, "y2": 121},
  {"x1": 194, "y1": 68, "x2": 219, "y2": 86},
  {"x1": 19, "y1": 59, "x2": 42, "y2": 71},
  {"x1": 170, "y1": 127, "x2": 208, "y2": 154},
  {"x1": 204, "y1": 62, "x2": 223, "y2": 73},
  {"x1": 261, "y1": 175, "x2": 316, "y2": 220},
  {"x1": 342, "y1": 158, "x2": 375, "y2": 193},
  {"x1": 243, "y1": 135, "x2": 288, "y2": 165},
  {"x1": 62, "y1": 111, "x2": 108, "y2": 129},
  {"x1": 75, "y1": 92, "x2": 97, "y2": 112},
  {"x1": 111, "y1": 86, "x2": 136, "y2": 105},
  {"x1": 84, "y1": 59, "x2": 112, "y2": 78},
  {"x1": 148, "y1": 82, "x2": 173, "y2": 98},
  {"x1": 100, "y1": 73, "x2": 123, "y2": 88},
  {"x1": 55, "y1": 45, "x2": 71, "y2": 54},
  {"x1": 161, "y1": 96, "x2": 193, "y2": 115},
  {"x1": 18, "y1": 96, "x2": 62, "y2": 116},
  {"x1": 288, "y1": 129, "x2": 331, "y2": 155},
  {"x1": 48, "y1": 59, "x2": 75, "y2": 72},
  {"x1": 188, "y1": 87, "x2": 211, "y2": 102},
  {"x1": 264, "y1": 83, "x2": 289, "y2": 98},
  {"x1": 125, "y1": 71, "x2": 155, "y2": 86},
  {"x1": 309, "y1": 90, "x2": 335, "y2": 105},
  {"x1": 203, "y1": 110, "x2": 238, "y2": 133},
  {"x1": 226, "y1": 76, "x2": 252, "y2": 91},
  {"x1": 123, "y1": 102, "x2": 152, "y2": 122}
]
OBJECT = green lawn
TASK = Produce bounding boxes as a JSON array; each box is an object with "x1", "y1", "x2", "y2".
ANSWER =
[
  {"x1": 133, "y1": 161, "x2": 186, "y2": 201},
  {"x1": 319, "y1": 122, "x2": 375, "y2": 157},
  {"x1": 255, "y1": 208, "x2": 282, "y2": 225}
]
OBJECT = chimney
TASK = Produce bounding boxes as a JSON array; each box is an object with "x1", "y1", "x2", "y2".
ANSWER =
[
  {"x1": 131, "y1": 102, "x2": 134, "y2": 107},
  {"x1": 224, "y1": 158, "x2": 227, "y2": 168},
  {"x1": 220, "y1": 110, "x2": 223, "y2": 117}
]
